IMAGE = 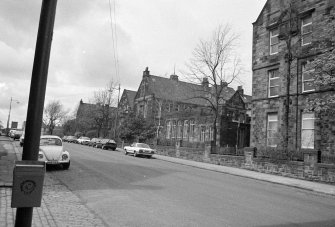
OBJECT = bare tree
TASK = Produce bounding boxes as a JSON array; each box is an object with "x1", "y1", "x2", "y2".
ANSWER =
[
  {"x1": 43, "y1": 100, "x2": 68, "y2": 135},
  {"x1": 185, "y1": 24, "x2": 243, "y2": 150},
  {"x1": 90, "y1": 81, "x2": 118, "y2": 137}
]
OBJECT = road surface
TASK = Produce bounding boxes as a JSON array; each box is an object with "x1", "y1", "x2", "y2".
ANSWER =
[{"x1": 46, "y1": 143, "x2": 335, "y2": 227}]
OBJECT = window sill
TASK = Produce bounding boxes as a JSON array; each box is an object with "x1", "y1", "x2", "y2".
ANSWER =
[
  {"x1": 302, "y1": 89, "x2": 315, "y2": 93},
  {"x1": 301, "y1": 148, "x2": 316, "y2": 154},
  {"x1": 268, "y1": 95, "x2": 279, "y2": 99}
]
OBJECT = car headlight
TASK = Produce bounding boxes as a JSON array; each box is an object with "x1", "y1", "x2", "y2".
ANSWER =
[
  {"x1": 139, "y1": 150, "x2": 143, "y2": 153},
  {"x1": 62, "y1": 154, "x2": 68, "y2": 160},
  {"x1": 38, "y1": 153, "x2": 44, "y2": 159}
]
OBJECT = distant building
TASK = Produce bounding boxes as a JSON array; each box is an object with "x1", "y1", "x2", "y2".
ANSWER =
[
  {"x1": 11, "y1": 121, "x2": 18, "y2": 129},
  {"x1": 119, "y1": 89, "x2": 137, "y2": 114},
  {"x1": 76, "y1": 99, "x2": 116, "y2": 138}
]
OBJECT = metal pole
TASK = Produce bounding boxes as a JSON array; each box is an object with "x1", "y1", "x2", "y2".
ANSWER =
[
  {"x1": 114, "y1": 84, "x2": 120, "y2": 138},
  {"x1": 6, "y1": 97, "x2": 12, "y2": 135},
  {"x1": 15, "y1": 0, "x2": 58, "y2": 226}
]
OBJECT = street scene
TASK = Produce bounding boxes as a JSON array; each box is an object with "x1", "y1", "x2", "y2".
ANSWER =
[{"x1": 1, "y1": 0, "x2": 335, "y2": 226}]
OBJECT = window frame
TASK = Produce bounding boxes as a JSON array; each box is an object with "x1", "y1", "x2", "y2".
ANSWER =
[
  {"x1": 209, "y1": 125, "x2": 214, "y2": 141},
  {"x1": 267, "y1": 113, "x2": 278, "y2": 147},
  {"x1": 200, "y1": 126, "x2": 206, "y2": 142},
  {"x1": 183, "y1": 120, "x2": 189, "y2": 140},
  {"x1": 190, "y1": 120, "x2": 195, "y2": 138},
  {"x1": 166, "y1": 121, "x2": 171, "y2": 139},
  {"x1": 302, "y1": 63, "x2": 315, "y2": 92},
  {"x1": 301, "y1": 112, "x2": 315, "y2": 149},
  {"x1": 268, "y1": 69, "x2": 280, "y2": 97},
  {"x1": 171, "y1": 120, "x2": 176, "y2": 139},
  {"x1": 177, "y1": 121, "x2": 182, "y2": 139},
  {"x1": 270, "y1": 28, "x2": 279, "y2": 55},
  {"x1": 301, "y1": 15, "x2": 312, "y2": 46}
]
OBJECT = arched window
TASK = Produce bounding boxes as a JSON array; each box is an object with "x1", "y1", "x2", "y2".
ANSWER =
[
  {"x1": 208, "y1": 126, "x2": 214, "y2": 141},
  {"x1": 190, "y1": 120, "x2": 195, "y2": 137},
  {"x1": 172, "y1": 121, "x2": 176, "y2": 139},
  {"x1": 177, "y1": 121, "x2": 182, "y2": 139},
  {"x1": 166, "y1": 121, "x2": 171, "y2": 139},
  {"x1": 200, "y1": 126, "x2": 206, "y2": 142},
  {"x1": 183, "y1": 120, "x2": 189, "y2": 140}
]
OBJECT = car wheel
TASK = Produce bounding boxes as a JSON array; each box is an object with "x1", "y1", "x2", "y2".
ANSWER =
[
  {"x1": 125, "y1": 149, "x2": 128, "y2": 155},
  {"x1": 63, "y1": 161, "x2": 70, "y2": 170},
  {"x1": 112, "y1": 148, "x2": 116, "y2": 151}
]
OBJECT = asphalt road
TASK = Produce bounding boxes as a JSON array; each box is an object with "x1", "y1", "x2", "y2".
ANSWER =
[{"x1": 47, "y1": 143, "x2": 335, "y2": 227}]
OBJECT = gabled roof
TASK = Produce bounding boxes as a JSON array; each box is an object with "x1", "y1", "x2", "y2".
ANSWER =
[
  {"x1": 144, "y1": 74, "x2": 236, "y2": 106},
  {"x1": 124, "y1": 89, "x2": 137, "y2": 108},
  {"x1": 77, "y1": 100, "x2": 116, "y2": 118}
]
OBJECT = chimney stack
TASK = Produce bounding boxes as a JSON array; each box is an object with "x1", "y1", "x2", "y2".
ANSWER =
[
  {"x1": 143, "y1": 67, "x2": 150, "y2": 78},
  {"x1": 202, "y1": 77, "x2": 209, "y2": 87},
  {"x1": 170, "y1": 74, "x2": 178, "y2": 81},
  {"x1": 237, "y1": 85, "x2": 244, "y2": 95}
]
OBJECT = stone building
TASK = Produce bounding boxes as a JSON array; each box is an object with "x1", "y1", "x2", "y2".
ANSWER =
[
  {"x1": 251, "y1": 0, "x2": 335, "y2": 162},
  {"x1": 76, "y1": 99, "x2": 116, "y2": 138},
  {"x1": 119, "y1": 89, "x2": 137, "y2": 113},
  {"x1": 132, "y1": 67, "x2": 251, "y2": 151}
]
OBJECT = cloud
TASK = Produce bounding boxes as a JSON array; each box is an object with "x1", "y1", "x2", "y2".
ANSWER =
[{"x1": 0, "y1": 0, "x2": 266, "y2": 126}]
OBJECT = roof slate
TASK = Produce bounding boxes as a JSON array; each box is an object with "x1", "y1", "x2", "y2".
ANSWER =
[{"x1": 146, "y1": 75, "x2": 236, "y2": 105}]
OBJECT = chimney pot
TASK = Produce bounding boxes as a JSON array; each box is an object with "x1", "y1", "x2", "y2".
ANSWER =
[{"x1": 170, "y1": 74, "x2": 178, "y2": 81}]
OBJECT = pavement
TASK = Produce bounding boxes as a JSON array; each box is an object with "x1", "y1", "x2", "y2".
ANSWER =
[
  {"x1": 0, "y1": 136, "x2": 107, "y2": 227},
  {"x1": 1, "y1": 136, "x2": 335, "y2": 227}
]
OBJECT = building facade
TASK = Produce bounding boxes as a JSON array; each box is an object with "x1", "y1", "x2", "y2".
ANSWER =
[
  {"x1": 251, "y1": 0, "x2": 335, "y2": 162},
  {"x1": 132, "y1": 67, "x2": 251, "y2": 151}
]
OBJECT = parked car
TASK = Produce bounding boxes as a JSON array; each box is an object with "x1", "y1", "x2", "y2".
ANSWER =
[
  {"x1": 101, "y1": 139, "x2": 117, "y2": 151},
  {"x1": 95, "y1": 138, "x2": 110, "y2": 148},
  {"x1": 62, "y1": 136, "x2": 68, "y2": 142},
  {"x1": 19, "y1": 133, "x2": 25, "y2": 147},
  {"x1": 123, "y1": 143, "x2": 155, "y2": 158},
  {"x1": 13, "y1": 130, "x2": 23, "y2": 141},
  {"x1": 38, "y1": 135, "x2": 70, "y2": 169},
  {"x1": 9, "y1": 129, "x2": 16, "y2": 138},
  {"x1": 66, "y1": 136, "x2": 77, "y2": 143},
  {"x1": 77, "y1": 136, "x2": 91, "y2": 145},
  {"x1": 88, "y1": 138, "x2": 101, "y2": 147}
]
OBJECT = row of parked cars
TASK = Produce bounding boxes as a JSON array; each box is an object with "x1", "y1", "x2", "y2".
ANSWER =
[{"x1": 62, "y1": 136, "x2": 117, "y2": 151}]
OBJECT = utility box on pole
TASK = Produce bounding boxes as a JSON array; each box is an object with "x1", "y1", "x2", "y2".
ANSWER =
[{"x1": 11, "y1": 161, "x2": 46, "y2": 208}]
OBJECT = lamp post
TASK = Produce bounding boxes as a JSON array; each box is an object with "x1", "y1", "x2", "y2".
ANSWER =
[{"x1": 6, "y1": 97, "x2": 20, "y2": 135}]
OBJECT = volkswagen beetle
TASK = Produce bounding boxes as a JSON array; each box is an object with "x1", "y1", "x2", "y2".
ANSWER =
[{"x1": 38, "y1": 135, "x2": 70, "y2": 169}]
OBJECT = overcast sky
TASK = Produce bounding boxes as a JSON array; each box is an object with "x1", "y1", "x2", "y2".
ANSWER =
[{"x1": 0, "y1": 0, "x2": 266, "y2": 128}]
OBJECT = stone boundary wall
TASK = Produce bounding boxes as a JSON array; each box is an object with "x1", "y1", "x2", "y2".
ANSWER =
[{"x1": 155, "y1": 145, "x2": 335, "y2": 184}]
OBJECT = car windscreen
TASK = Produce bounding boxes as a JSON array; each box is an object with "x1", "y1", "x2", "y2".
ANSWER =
[
  {"x1": 137, "y1": 143, "x2": 150, "y2": 148},
  {"x1": 40, "y1": 138, "x2": 62, "y2": 146},
  {"x1": 82, "y1": 137, "x2": 90, "y2": 140}
]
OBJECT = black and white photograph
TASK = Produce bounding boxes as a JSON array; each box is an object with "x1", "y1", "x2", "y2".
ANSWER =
[{"x1": 0, "y1": 0, "x2": 335, "y2": 226}]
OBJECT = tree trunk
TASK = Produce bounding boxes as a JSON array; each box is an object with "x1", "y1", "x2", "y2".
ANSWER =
[{"x1": 212, "y1": 115, "x2": 218, "y2": 153}]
